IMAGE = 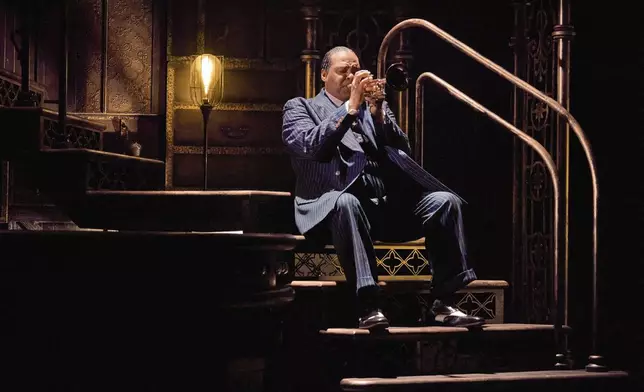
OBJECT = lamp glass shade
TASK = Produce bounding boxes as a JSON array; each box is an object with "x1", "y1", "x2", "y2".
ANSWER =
[{"x1": 189, "y1": 54, "x2": 224, "y2": 106}]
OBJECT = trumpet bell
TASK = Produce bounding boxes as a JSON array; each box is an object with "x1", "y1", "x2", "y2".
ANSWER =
[{"x1": 386, "y1": 62, "x2": 410, "y2": 91}]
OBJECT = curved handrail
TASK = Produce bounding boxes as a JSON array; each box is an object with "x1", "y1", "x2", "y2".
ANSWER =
[
  {"x1": 416, "y1": 74, "x2": 561, "y2": 327},
  {"x1": 417, "y1": 73, "x2": 562, "y2": 346},
  {"x1": 378, "y1": 18, "x2": 601, "y2": 363}
]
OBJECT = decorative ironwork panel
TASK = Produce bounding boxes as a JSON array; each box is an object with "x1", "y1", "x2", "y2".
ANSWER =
[
  {"x1": 0, "y1": 77, "x2": 21, "y2": 107},
  {"x1": 416, "y1": 289, "x2": 502, "y2": 324},
  {"x1": 321, "y1": 2, "x2": 392, "y2": 79},
  {"x1": 512, "y1": 0, "x2": 559, "y2": 323},
  {"x1": 42, "y1": 118, "x2": 103, "y2": 150},
  {"x1": 0, "y1": 74, "x2": 43, "y2": 107},
  {"x1": 107, "y1": 0, "x2": 153, "y2": 112},
  {"x1": 87, "y1": 159, "x2": 160, "y2": 190},
  {"x1": 294, "y1": 244, "x2": 431, "y2": 279},
  {"x1": 456, "y1": 292, "x2": 496, "y2": 320}
]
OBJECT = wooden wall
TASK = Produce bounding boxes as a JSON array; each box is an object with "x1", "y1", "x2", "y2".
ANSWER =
[{"x1": 165, "y1": 0, "x2": 302, "y2": 191}]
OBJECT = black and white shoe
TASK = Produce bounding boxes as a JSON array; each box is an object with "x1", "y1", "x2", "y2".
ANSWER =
[
  {"x1": 358, "y1": 309, "x2": 390, "y2": 330},
  {"x1": 432, "y1": 304, "x2": 485, "y2": 328}
]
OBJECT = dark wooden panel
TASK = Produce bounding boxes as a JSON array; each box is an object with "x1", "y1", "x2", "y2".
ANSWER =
[
  {"x1": 266, "y1": 7, "x2": 302, "y2": 58},
  {"x1": 107, "y1": 0, "x2": 153, "y2": 113},
  {"x1": 0, "y1": 6, "x2": 5, "y2": 75},
  {"x1": 37, "y1": 1, "x2": 60, "y2": 102},
  {"x1": 223, "y1": 69, "x2": 297, "y2": 103},
  {"x1": 76, "y1": 190, "x2": 294, "y2": 232},
  {"x1": 8, "y1": 160, "x2": 56, "y2": 207},
  {"x1": 1, "y1": 161, "x2": 8, "y2": 224},
  {"x1": 204, "y1": 0, "x2": 264, "y2": 58},
  {"x1": 171, "y1": 63, "x2": 191, "y2": 103},
  {"x1": 169, "y1": 0, "x2": 198, "y2": 56},
  {"x1": 173, "y1": 153, "x2": 294, "y2": 191},
  {"x1": 173, "y1": 109, "x2": 283, "y2": 147},
  {"x1": 173, "y1": 65, "x2": 298, "y2": 105},
  {"x1": 3, "y1": 5, "x2": 16, "y2": 74}
]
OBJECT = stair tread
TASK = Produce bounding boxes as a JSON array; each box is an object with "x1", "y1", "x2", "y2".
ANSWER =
[
  {"x1": 86, "y1": 189, "x2": 292, "y2": 197},
  {"x1": 291, "y1": 279, "x2": 508, "y2": 288},
  {"x1": 46, "y1": 186, "x2": 297, "y2": 231},
  {"x1": 41, "y1": 148, "x2": 164, "y2": 165},
  {"x1": 1, "y1": 106, "x2": 107, "y2": 131},
  {"x1": 0, "y1": 229, "x2": 301, "y2": 247},
  {"x1": 321, "y1": 323, "x2": 571, "y2": 339},
  {"x1": 340, "y1": 370, "x2": 629, "y2": 387},
  {"x1": 293, "y1": 235, "x2": 426, "y2": 247}
]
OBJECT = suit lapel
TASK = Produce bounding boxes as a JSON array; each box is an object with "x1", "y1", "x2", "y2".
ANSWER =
[
  {"x1": 358, "y1": 107, "x2": 378, "y2": 148},
  {"x1": 312, "y1": 89, "x2": 363, "y2": 153},
  {"x1": 311, "y1": 89, "x2": 336, "y2": 120}
]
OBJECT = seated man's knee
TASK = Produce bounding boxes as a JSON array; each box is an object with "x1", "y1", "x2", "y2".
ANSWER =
[
  {"x1": 430, "y1": 191, "x2": 462, "y2": 211},
  {"x1": 335, "y1": 192, "x2": 362, "y2": 212}
]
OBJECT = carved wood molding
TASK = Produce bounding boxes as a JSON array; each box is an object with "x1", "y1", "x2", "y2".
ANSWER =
[
  {"x1": 173, "y1": 102, "x2": 283, "y2": 112},
  {"x1": 169, "y1": 56, "x2": 300, "y2": 71},
  {"x1": 172, "y1": 146, "x2": 285, "y2": 156}
]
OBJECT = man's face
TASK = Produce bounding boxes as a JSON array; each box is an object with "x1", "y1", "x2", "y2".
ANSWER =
[{"x1": 321, "y1": 50, "x2": 360, "y2": 101}]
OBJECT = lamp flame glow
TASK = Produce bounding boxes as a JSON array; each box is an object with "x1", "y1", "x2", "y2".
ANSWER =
[{"x1": 201, "y1": 55, "x2": 213, "y2": 96}]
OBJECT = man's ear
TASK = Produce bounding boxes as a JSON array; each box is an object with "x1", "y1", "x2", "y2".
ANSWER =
[{"x1": 321, "y1": 69, "x2": 328, "y2": 83}]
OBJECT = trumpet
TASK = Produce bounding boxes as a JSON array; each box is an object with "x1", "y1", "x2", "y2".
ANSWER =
[
  {"x1": 364, "y1": 78, "x2": 387, "y2": 100},
  {"x1": 363, "y1": 62, "x2": 410, "y2": 100}
]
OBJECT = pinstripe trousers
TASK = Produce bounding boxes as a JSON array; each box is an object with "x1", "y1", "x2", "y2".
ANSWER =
[{"x1": 323, "y1": 179, "x2": 477, "y2": 300}]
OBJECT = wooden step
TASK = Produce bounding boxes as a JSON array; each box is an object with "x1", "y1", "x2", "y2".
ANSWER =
[
  {"x1": 76, "y1": 189, "x2": 296, "y2": 232},
  {"x1": 0, "y1": 229, "x2": 300, "y2": 269},
  {"x1": 39, "y1": 148, "x2": 164, "y2": 191},
  {"x1": 33, "y1": 148, "x2": 164, "y2": 215},
  {"x1": 3, "y1": 148, "x2": 165, "y2": 232},
  {"x1": 320, "y1": 323, "x2": 571, "y2": 341},
  {"x1": 290, "y1": 279, "x2": 508, "y2": 288},
  {"x1": 340, "y1": 370, "x2": 630, "y2": 392}
]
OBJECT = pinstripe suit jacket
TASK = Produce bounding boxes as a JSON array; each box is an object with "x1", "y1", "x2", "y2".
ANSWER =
[{"x1": 282, "y1": 89, "x2": 463, "y2": 234}]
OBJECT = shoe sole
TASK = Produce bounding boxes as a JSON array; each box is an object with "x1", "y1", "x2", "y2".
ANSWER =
[
  {"x1": 358, "y1": 319, "x2": 390, "y2": 331},
  {"x1": 455, "y1": 320, "x2": 486, "y2": 328},
  {"x1": 432, "y1": 319, "x2": 486, "y2": 328},
  {"x1": 368, "y1": 320, "x2": 390, "y2": 331}
]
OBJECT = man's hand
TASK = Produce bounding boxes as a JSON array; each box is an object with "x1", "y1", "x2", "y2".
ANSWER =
[
  {"x1": 366, "y1": 79, "x2": 386, "y2": 123},
  {"x1": 347, "y1": 70, "x2": 374, "y2": 112}
]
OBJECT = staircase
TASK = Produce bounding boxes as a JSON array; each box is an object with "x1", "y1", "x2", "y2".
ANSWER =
[
  {"x1": 0, "y1": 101, "x2": 303, "y2": 392},
  {"x1": 276, "y1": 258, "x2": 633, "y2": 392}
]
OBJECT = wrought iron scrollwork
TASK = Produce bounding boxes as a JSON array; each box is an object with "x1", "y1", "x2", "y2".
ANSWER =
[{"x1": 512, "y1": 0, "x2": 559, "y2": 323}]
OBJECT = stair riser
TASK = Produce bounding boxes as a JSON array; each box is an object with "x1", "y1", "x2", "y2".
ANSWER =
[
  {"x1": 289, "y1": 286, "x2": 504, "y2": 329},
  {"x1": 0, "y1": 108, "x2": 104, "y2": 158}
]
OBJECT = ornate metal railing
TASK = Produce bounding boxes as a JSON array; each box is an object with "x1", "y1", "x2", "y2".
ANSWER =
[{"x1": 377, "y1": 18, "x2": 603, "y2": 371}]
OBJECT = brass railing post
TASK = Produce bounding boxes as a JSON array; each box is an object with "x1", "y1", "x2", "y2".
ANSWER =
[{"x1": 301, "y1": 5, "x2": 321, "y2": 99}]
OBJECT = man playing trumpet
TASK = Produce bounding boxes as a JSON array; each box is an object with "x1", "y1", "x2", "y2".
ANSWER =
[{"x1": 282, "y1": 46, "x2": 484, "y2": 329}]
